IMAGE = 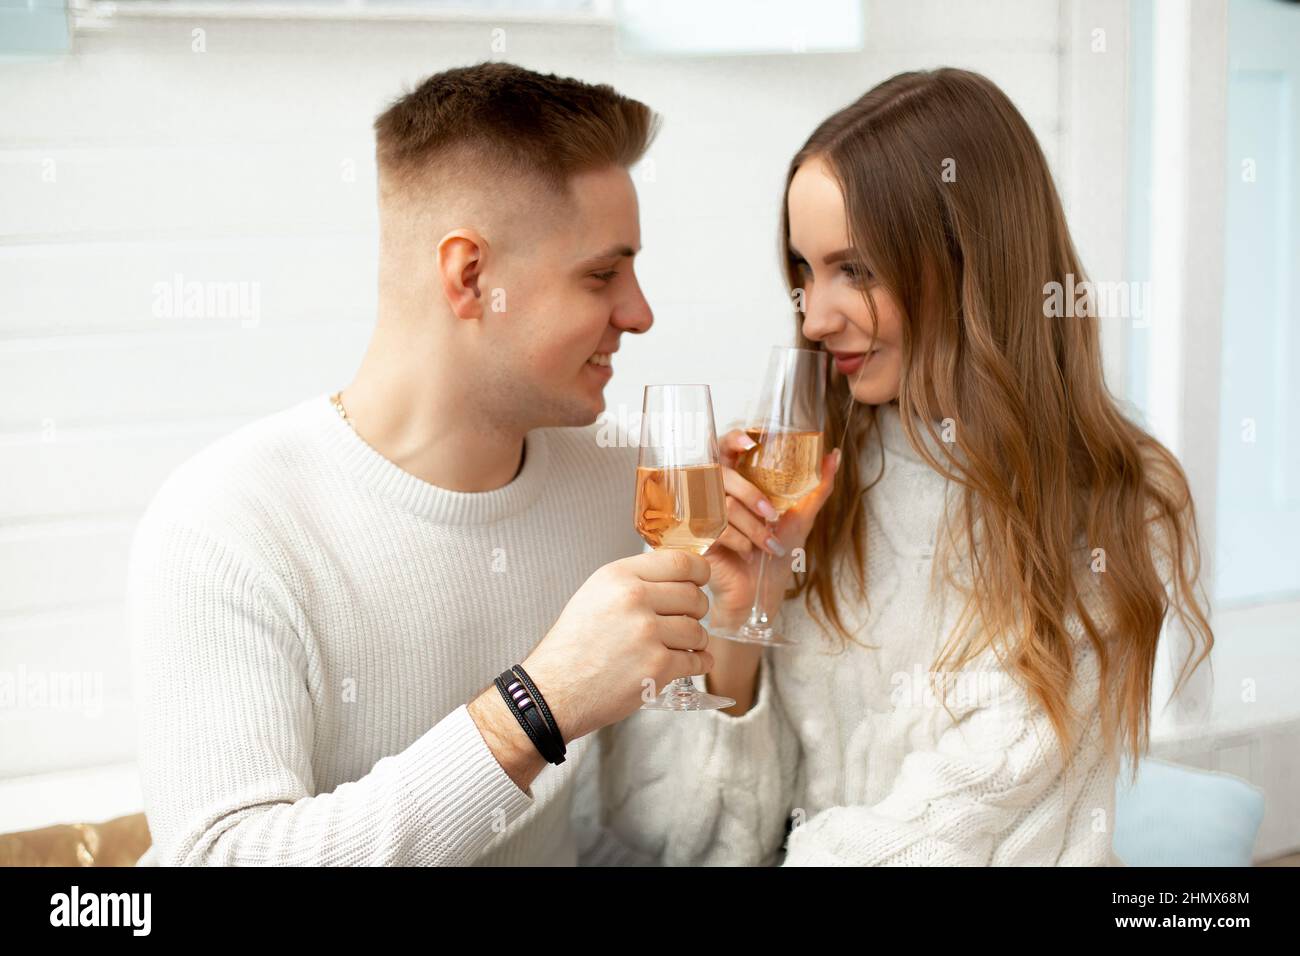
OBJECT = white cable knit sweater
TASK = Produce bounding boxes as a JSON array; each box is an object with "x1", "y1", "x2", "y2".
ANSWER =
[
  {"x1": 127, "y1": 392, "x2": 649, "y2": 866},
  {"x1": 598, "y1": 402, "x2": 1125, "y2": 866}
]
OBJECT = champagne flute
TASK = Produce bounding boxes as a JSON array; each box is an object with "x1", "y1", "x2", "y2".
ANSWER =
[
  {"x1": 633, "y1": 384, "x2": 736, "y2": 711},
  {"x1": 715, "y1": 346, "x2": 828, "y2": 647}
]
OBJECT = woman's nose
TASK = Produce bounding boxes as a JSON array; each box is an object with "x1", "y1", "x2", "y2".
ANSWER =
[{"x1": 799, "y1": 286, "x2": 842, "y2": 342}]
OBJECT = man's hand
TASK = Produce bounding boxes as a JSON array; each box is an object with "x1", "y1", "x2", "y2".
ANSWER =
[{"x1": 468, "y1": 549, "x2": 714, "y2": 790}]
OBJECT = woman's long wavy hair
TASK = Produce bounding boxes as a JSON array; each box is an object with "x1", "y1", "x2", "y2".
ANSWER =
[{"x1": 783, "y1": 68, "x2": 1213, "y2": 772}]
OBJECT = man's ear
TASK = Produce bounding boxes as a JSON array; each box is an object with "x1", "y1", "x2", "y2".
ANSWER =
[{"x1": 436, "y1": 229, "x2": 489, "y2": 319}]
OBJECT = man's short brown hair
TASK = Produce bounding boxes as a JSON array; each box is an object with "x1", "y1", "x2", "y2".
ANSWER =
[{"x1": 374, "y1": 61, "x2": 659, "y2": 199}]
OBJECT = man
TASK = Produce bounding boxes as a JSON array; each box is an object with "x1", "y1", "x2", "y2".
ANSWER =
[{"x1": 128, "y1": 62, "x2": 715, "y2": 865}]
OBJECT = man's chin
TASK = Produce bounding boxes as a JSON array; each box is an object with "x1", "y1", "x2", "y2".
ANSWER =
[
  {"x1": 575, "y1": 392, "x2": 605, "y2": 426},
  {"x1": 537, "y1": 389, "x2": 605, "y2": 429},
  {"x1": 576, "y1": 378, "x2": 609, "y2": 422}
]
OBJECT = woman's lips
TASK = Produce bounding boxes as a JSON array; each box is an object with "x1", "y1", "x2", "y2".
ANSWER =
[{"x1": 831, "y1": 350, "x2": 876, "y2": 375}]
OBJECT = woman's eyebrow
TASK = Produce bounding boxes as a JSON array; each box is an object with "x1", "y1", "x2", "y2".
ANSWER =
[{"x1": 788, "y1": 246, "x2": 857, "y2": 264}]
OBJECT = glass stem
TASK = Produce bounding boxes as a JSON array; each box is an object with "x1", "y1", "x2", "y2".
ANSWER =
[{"x1": 745, "y1": 518, "x2": 777, "y2": 630}]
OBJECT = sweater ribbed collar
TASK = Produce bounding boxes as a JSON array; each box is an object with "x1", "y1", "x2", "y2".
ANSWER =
[
  {"x1": 873, "y1": 400, "x2": 951, "y2": 467},
  {"x1": 310, "y1": 393, "x2": 550, "y2": 524}
]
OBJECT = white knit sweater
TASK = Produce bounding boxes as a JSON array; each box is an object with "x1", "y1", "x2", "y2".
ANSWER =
[
  {"x1": 127, "y1": 392, "x2": 650, "y2": 866},
  {"x1": 598, "y1": 402, "x2": 1124, "y2": 866}
]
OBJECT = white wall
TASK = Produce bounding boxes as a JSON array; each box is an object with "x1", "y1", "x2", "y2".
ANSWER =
[{"x1": 0, "y1": 0, "x2": 1098, "y2": 829}]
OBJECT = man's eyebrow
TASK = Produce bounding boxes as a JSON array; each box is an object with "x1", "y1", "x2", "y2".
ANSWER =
[{"x1": 577, "y1": 244, "x2": 639, "y2": 267}]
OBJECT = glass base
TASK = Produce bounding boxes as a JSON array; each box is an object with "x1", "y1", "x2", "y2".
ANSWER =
[
  {"x1": 713, "y1": 623, "x2": 799, "y2": 647},
  {"x1": 640, "y1": 679, "x2": 735, "y2": 712}
]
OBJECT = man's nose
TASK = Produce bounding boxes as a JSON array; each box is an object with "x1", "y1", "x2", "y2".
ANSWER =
[{"x1": 614, "y1": 277, "x2": 653, "y2": 334}]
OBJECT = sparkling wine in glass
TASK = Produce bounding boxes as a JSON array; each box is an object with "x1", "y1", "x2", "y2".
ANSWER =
[
  {"x1": 715, "y1": 346, "x2": 828, "y2": 647},
  {"x1": 633, "y1": 384, "x2": 736, "y2": 711}
]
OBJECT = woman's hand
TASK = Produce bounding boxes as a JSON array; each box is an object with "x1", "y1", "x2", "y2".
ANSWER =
[
  {"x1": 699, "y1": 431, "x2": 839, "y2": 716},
  {"x1": 705, "y1": 429, "x2": 842, "y2": 631}
]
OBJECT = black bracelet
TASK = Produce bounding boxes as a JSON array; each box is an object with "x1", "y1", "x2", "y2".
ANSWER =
[
  {"x1": 494, "y1": 669, "x2": 565, "y2": 765},
  {"x1": 494, "y1": 672, "x2": 555, "y2": 763},
  {"x1": 510, "y1": 663, "x2": 566, "y2": 761},
  {"x1": 493, "y1": 671, "x2": 552, "y2": 762}
]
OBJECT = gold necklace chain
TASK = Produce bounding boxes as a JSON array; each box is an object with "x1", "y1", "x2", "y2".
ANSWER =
[{"x1": 330, "y1": 390, "x2": 353, "y2": 429}]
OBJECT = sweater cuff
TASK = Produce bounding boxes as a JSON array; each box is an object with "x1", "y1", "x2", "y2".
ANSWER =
[
  {"x1": 403, "y1": 703, "x2": 534, "y2": 865},
  {"x1": 692, "y1": 652, "x2": 782, "y2": 783}
]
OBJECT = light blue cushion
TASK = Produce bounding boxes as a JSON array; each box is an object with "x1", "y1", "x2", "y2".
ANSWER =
[{"x1": 1113, "y1": 758, "x2": 1265, "y2": 866}]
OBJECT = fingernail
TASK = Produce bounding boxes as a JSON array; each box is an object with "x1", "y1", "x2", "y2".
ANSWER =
[
  {"x1": 766, "y1": 537, "x2": 786, "y2": 557},
  {"x1": 745, "y1": 549, "x2": 755, "y2": 565},
  {"x1": 739, "y1": 435, "x2": 757, "y2": 450},
  {"x1": 832, "y1": 448, "x2": 842, "y2": 470},
  {"x1": 757, "y1": 500, "x2": 779, "y2": 520}
]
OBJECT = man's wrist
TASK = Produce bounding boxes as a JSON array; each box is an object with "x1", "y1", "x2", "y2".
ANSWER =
[{"x1": 467, "y1": 688, "x2": 548, "y2": 794}]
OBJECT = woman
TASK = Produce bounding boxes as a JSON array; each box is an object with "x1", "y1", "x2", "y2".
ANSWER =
[{"x1": 598, "y1": 68, "x2": 1213, "y2": 866}]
